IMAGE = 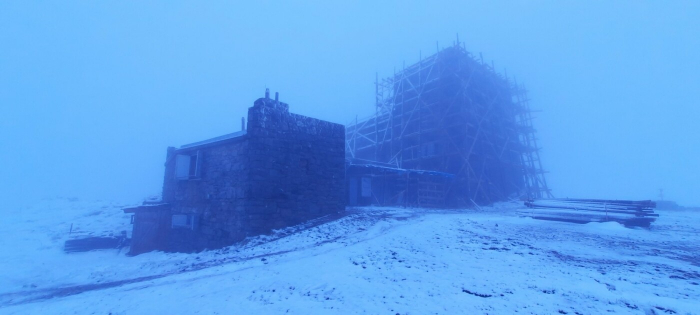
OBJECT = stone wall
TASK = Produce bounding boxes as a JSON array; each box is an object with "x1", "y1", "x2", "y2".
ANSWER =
[
  {"x1": 153, "y1": 97, "x2": 345, "y2": 253},
  {"x1": 246, "y1": 98, "x2": 345, "y2": 235},
  {"x1": 161, "y1": 137, "x2": 249, "y2": 251}
]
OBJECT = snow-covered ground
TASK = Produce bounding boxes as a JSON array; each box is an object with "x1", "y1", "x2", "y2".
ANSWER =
[{"x1": 1, "y1": 198, "x2": 699, "y2": 314}]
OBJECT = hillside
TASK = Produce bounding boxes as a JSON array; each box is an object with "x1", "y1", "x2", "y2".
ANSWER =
[{"x1": 1, "y1": 199, "x2": 699, "y2": 314}]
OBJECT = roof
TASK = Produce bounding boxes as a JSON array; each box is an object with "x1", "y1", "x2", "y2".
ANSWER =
[
  {"x1": 180, "y1": 130, "x2": 247, "y2": 150},
  {"x1": 347, "y1": 162, "x2": 456, "y2": 178},
  {"x1": 123, "y1": 203, "x2": 170, "y2": 213}
]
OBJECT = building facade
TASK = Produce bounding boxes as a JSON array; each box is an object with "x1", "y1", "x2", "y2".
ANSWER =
[{"x1": 125, "y1": 92, "x2": 345, "y2": 254}]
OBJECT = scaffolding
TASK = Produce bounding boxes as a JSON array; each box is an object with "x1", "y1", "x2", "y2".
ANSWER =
[{"x1": 346, "y1": 40, "x2": 552, "y2": 208}]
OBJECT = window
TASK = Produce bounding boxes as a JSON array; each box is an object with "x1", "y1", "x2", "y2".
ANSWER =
[
  {"x1": 175, "y1": 151, "x2": 201, "y2": 180},
  {"x1": 172, "y1": 214, "x2": 197, "y2": 229},
  {"x1": 361, "y1": 177, "x2": 372, "y2": 197},
  {"x1": 422, "y1": 143, "x2": 436, "y2": 157}
]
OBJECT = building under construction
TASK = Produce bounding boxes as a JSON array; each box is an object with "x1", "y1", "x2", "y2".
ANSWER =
[{"x1": 346, "y1": 41, "x2": 552, "y2": 208}]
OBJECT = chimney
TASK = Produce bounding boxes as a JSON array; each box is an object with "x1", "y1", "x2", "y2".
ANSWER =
[
  {"x1": 241, "y1": 117, "x2": 246, "y2": 131},
  {"x1": 265, "y1": 88, "x2": 270, "y2": 99},
  {"x1": 275, "y1": 92, "x2": 279, "y2": 103}
]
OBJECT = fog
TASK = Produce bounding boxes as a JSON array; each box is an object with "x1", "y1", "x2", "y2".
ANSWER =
[{"x1": 1, "y1": 1, "x2": 698, "y2": 207}]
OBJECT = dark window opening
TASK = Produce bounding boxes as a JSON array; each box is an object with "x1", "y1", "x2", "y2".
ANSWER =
[
  {"x1": 175, "y1": 150, "x2": 201, "y2": 180},
  {"x1": 189, "y1": 154, "x2": 198, "y2": 177},
  {"x1": 172, "y1": 214, "x2": 196, "y2": 229}
]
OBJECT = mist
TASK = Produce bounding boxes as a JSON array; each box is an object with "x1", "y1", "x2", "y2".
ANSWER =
[{"x1": 1, "y1": 1, "x2": 699, "y2": 207}]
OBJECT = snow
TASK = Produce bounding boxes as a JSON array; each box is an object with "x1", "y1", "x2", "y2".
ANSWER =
[
  {"x1": 1, "y1": 199, "x2": 699, "y2": 314},
  {"x1": 179, "y1": 130, "x2": 247, "y2": 149}
]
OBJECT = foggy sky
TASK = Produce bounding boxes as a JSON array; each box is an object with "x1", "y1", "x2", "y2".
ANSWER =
[{"x1": 1, "y1": 1, "x2": 699, "y2": 207}]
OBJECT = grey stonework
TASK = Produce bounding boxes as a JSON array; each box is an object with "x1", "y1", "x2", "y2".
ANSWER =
[
  {"x1": 245, "y1": 98, "x2": 345, "y2": 236},
  {"x1": 128, "y1": 96, "x2": 345, "y2": 254}
]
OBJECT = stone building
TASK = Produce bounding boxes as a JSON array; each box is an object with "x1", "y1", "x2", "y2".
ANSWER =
[{"x1": 125, "y1": 91, "x2": 345, "y2": 255}]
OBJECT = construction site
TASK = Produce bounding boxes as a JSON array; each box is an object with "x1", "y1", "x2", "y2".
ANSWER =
[{"x1": 346, "y1": 40, "x2": 552, "y2": 208}]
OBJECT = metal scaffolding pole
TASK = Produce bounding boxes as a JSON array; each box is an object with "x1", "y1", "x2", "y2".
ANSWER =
[{"x1": 346, "y1": 41, "x2": 551, "y2": 207}]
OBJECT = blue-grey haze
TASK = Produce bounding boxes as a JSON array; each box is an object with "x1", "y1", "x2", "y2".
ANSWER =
[{"x1": 1, "y1": 1, "x2": 698, "y2": 207}]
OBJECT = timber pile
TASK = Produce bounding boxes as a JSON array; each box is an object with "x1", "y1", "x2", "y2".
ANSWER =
[
  {"x1": 64, "y1": 234, "x2": 130, "y2": 253},
  {"x1": 519, "y1": 198, "x2": 658, "y2": 228}
]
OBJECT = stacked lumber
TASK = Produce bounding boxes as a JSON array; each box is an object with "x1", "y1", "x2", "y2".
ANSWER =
[
  {"x1": 519, "y1": 198, "x2": 658, "y2": 228},
  {"x1": 64, "y1": 235, "x2": 130, "y2": 253}
]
